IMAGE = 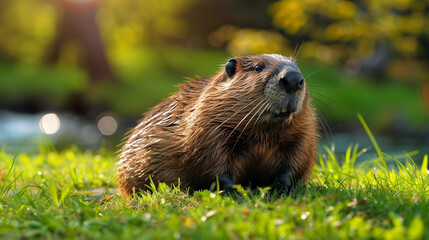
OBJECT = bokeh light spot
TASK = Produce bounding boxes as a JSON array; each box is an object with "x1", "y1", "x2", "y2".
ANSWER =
[
  {"x1": 97, "y1": 115, "x2": 118, "y2": 136},
  {"x1": 39, "y1": 113, "x2": 61, "y2": 135}
]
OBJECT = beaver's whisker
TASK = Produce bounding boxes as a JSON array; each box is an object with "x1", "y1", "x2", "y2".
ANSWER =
[
  {"x1": 230, "y1": 100, "x2": 270, "y2": 152},
  {"x1": 308, "y1": 93, "x2": 332, "y2": 141},
  {"x1": 210, "y1": 97, "x2": 262, "y2": 137},
  {"x1": 304, "y1": 67, "x2": 325, "y2": 79},
  {"x1": 204, "y1": 100, "x2": 243, "y2": 127},
  {"x1": 244, "y1": 101, "x2": 270, "y2": 134},
  {"x1": 307, "y1": 85, "x2": 331, "y2": 90},
  {"x1": 293, "y1": 41, "x2": 304, "y2": 60},
  {"x1": 312, "y1": 103, "x2": 333, "y2": 142},
  {"x1": 250, "y1": 101, "x2": 272, "y2": 134},
  {"x1": 309, "y1": 90, "x2": 334, "y2": 103},
  {"x1": 320, "y1": 112, "x2": 333, "y2": 142},
  {"x1": 311, "y1": 95, "x2": 334, "y2": 113},
  {"x1": 253, "y1": 101, "x2": 271, "y2": 126},
  {"x1": 223, "y1": 98, "x2": 266, "y2": 145}
]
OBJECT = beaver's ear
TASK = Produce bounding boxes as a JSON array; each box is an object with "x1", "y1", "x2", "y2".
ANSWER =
[{"x1": 225, "y1": 58, "x2": 237, "y2": 78}]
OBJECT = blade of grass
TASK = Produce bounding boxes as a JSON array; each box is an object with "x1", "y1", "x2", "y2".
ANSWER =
[
  {"x1": 48, "y1": 181, "x2": 60, "y2": 207},
  {"x1": 357, "y1": 113, "x2": 383, "y2": 160},
  {"x1": 1, "y1": 144, "x2": 24, "y2": 197},
  {"x1": 99, "y1": 171, "x2": 115, "y2": 207},
  {"x1": 59, "y1": 181, "x2": 73, "y2": 206},
  {"x1": 318, "y1": 154, "x2": 326, "y2": 171},
  {"x1": 324, "y1": 146, "x2": 339, "y2": 171},
  {"x1": 344, "y1": 144, "x2": 352, "y2": 173},
  {"x1": 1, "y1": 145, "x2": 21, "y2": 192},
  {"x1": 421, "y1": 155, "x2": 428, "y2": 176},
  {"x1": 1, "y1": 171, "x2": 24, "y2": 197}
]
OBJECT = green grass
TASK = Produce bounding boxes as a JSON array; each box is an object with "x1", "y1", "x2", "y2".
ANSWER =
[{"x1": 0, "y1": 123, "x2": 428, "y2": 239}]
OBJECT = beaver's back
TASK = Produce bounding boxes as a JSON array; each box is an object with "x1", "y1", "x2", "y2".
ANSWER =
[{"x1": 118, "y1": 78, "x2": 211, "y2": 195}]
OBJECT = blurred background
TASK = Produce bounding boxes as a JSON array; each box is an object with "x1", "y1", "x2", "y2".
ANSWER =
[{"x1": 0, "y1": 0, "x2": 428, "y2": 160}]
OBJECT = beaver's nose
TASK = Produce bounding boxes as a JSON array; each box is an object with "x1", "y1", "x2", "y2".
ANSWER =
[{"x1": 278, "y1": 71, "x2": 304, "y2": 92}]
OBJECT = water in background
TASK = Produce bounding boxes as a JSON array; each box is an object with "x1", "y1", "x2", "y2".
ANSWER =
[{"x1": 1, "y1": 110, "x2": 428, "y2": 166}]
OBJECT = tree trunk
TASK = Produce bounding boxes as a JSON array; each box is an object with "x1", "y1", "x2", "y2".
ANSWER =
[{"x1": 47, "y1": 0, "x2": 115, "y2": 83}]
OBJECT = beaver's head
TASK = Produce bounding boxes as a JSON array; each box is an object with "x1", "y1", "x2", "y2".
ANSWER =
[{"x1": 221, "y1": 54, "x2": 308, "y2": 125}]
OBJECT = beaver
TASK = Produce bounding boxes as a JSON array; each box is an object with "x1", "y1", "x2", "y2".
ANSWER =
[{"x1": 118, "y1": 54, "x2": 318, "y2": 197}]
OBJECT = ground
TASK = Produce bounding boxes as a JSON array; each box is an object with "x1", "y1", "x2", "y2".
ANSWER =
[{"x1": 0, "y1": 120, "x2": 427, "y2": 239}]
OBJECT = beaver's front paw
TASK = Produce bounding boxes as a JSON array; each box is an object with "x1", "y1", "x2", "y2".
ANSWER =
[{"x1": 270, "y1": 169, "x2": 294, "y2": 197}]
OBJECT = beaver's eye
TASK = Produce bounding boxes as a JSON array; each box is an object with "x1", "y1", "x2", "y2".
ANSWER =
[{"x1": 254, "y1": 65, "x2": 263, "y2": 73}]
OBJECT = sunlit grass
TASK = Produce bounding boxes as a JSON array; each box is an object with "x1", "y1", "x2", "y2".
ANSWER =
[{"x1": 0, "y1": 119, "x2": 428, "y2": 239}]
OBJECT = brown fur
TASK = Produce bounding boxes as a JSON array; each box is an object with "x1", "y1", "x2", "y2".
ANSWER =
[{"x1": 118, "y1": 54, "x2": 318, "y2": 197}]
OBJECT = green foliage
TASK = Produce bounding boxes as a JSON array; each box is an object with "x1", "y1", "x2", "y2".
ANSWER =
[
  {"x1": 0, "y1": 0, "x2": 195, "y2": 63},
  {"x1": 99, "y1": 0, "x2": 195, "y2": 48},
  {"x1": 1, "y1": 131, "x2": 429, "y2": 239},
  {"x1": 270, "y1": 0, "x2": 429, "y2": 63},
  {"x1": 0, "y1": 0, "x2": 57, "y2": 63}
]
